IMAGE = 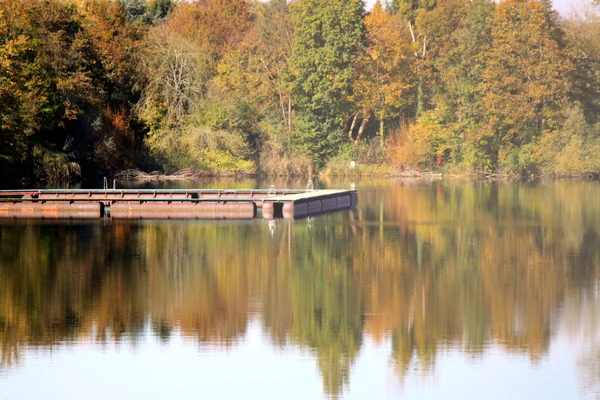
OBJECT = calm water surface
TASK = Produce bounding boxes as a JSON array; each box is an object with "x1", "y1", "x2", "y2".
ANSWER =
[{"x1": 1, "y1": 179, "x2": 600, "y2": 399}]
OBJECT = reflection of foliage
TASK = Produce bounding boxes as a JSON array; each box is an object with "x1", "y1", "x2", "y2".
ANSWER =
[
  {"x1": 1, "y1": 182, "x2": 600, "y2": 396},
  {"x1": 290, "y1": 239, "x2": 362, "y2": 397}
]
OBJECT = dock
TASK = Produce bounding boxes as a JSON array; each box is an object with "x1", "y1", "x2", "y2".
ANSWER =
[{"x1": 0, "y1": 188, "x2": 357, "y2": 220}]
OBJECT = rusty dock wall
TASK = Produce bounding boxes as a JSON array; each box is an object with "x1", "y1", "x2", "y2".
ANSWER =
[{"x1": 0, "y1": 188, "x2": 357, "y2": 220}]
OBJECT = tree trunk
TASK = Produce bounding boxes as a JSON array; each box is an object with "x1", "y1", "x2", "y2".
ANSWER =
[
  {"x1": 408, "y1": 21, "x2": 417, "y2": 50},
  {"x1": 288, "y1": 96, "x2": 292, "y2": 133},
  {"x1": 417, "y1": 76, "x2": 423, "y2": 117},
  {"x1": 380, "y1": 119, "x2": 384, "y2": 147},
  {"x1": 407, "y1": 22, "x2": 424, "y2": 117},
  {"x1": 349, "y1": 113, "x2": 358, "y2": 140},
  {"x1": 354, "y1": 117, "x2": 369, "y2": 145},
  {"x1": 279, "y1": 92, "x2": 287, "y2": 130}
]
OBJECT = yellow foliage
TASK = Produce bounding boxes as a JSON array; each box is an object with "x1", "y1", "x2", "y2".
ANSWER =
[
  {"x1": 537, "y1": 106, "x2": 600, "y2": 175},
  {"x1": 148, "y1": 126, "x2": 255, "y2": 174},
  {"x1": 352, "y1": 2, "x2": 415, "y2": 120},
  {"x1": 387, "y1": 111, "x2": 459, "y2": 168}
]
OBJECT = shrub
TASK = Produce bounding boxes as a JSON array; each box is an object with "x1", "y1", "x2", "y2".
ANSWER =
[
  {"x1": 33, "y1": 145, "x2": 81, "y2": 183},
  {"x1": 149, "y1": 126, "x2": 254, "y2": 174},
  {"x1": 538, "y1": 105, "x2": 600, "y2": 175}
]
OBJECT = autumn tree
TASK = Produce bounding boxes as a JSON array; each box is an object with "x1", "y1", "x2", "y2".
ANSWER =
[
  {"x1": 350, "y1": 2, "x2": 416, "y2": 145},
  {"x1": 134, "y1": 0, "x2": 256, "y2": 175},
  {"x1": 218, "y1": 0, "x2": 294, "y2": 131},
  {"x1": 165, "y1": 0, "x2": 252, "y2": 61},
  {"x1": 0, "y1": 0, "x2": 35, "y2": 178},
  {"x1": 387, "y1": 0, "x2": 483, "y2": 168},
  {"x1": 424, "y1": 0, "x2": 495, "y2": 169},
  {"x1": 75, "y1": 0, "x2": 148, "y2": 173},
  {"x1": 417, "y1": 0, "x2": 469, "y2": 107},
  {"x1": 562, "y1": 5, "x2": 600, "y2": 122},
  {"x1": 0, "y1": 0, "x2": 94, "y2": 182},
  {"x1": 136, "y1": 0, "x2": 253, "y2": 129},
  {"x1": 217, "y1": 0, "x2": 311, "y2": 175},
  {"x1": 481, "y1": 0, "x2": 573, "y2": 173},
  {"x1": 80, "y1": 0, "x2": 144, "y2": 107}
]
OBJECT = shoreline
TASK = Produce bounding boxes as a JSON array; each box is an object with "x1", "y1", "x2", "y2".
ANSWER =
[
  {"x1": 8, "y1": 168, "x2": 600, "y2": 187},
  {"x1": 111, "y1": 168, "x2": 600, "y2": 183}
]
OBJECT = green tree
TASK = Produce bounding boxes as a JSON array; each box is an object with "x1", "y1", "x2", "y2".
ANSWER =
[
  {"x1": 391, "y1": 0, "x2": 435, "y2": 116},
  {"x1": 289, "y1": 0, "x2": 366, "y2": 165},
  {"x1": 432, "y1": 0, "x2": 495, "y2": 169}
]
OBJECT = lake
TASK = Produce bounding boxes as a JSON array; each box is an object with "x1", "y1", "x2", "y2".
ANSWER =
[{"x1": 1, "y1": 179, "x2": 599, "y2": 399}]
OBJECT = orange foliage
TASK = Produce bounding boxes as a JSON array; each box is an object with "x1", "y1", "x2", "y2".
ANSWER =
[
  {"x1": 166, "y1": 0, "x2": 252, "y2": 58},
  {"x1": 481, "y1": 0, "x2": 573, "y2": 145},
  {"x1": 352, "y1": 2, "x2": 415, "y2": 121}
]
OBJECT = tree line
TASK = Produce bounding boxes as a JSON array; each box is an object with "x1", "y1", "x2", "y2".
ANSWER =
[{"x1": 1, "y1": 0, "x2": 600, "y2": 183}]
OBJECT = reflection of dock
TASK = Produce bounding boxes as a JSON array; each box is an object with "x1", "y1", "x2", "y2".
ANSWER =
[{"x1": 0, "y1": 188, "x2": 357, "y2": 220}]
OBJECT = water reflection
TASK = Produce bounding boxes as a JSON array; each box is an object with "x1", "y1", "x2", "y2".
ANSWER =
[{"x1": 1, "y1": 181, "x2": 600, "y2": 398}]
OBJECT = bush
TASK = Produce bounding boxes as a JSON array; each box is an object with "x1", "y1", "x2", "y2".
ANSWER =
[
  {"x1": 149, "y1": 126, "x2": 255, "y2": 174},
  {"x1": 33, "y1": 145, "x2": 81, "y2": 184},
  {"x1": 538, "y1": 106, "x2": 600, "y2": 175},
  {"x1": 385, "y1": 111, "x2": 461, "y2": 169},
  {"x1": 258, "y1": 135, "x2": 312, "y2": 176},
  {"x1": 322, "y1": 138, "x2": 395, "y2": 176}
]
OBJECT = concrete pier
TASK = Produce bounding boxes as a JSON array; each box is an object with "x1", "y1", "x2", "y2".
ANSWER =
[{"x1": 263, "y1": 190, "x2": 358, "y2": 219}]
